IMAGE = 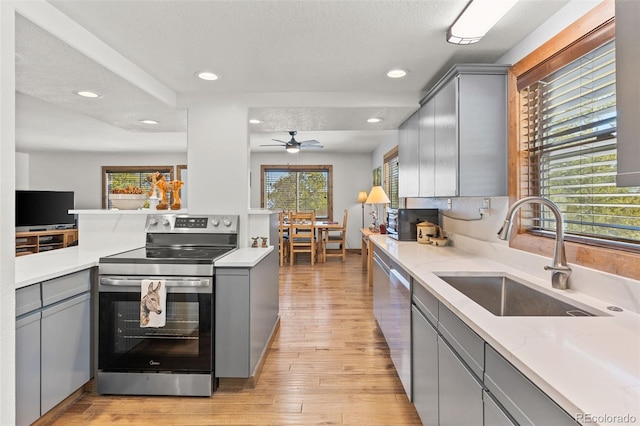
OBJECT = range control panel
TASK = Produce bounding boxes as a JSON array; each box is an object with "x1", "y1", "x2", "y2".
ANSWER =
[{"x1": 145, "y1": 214, "x2": 239, "y2": 233}]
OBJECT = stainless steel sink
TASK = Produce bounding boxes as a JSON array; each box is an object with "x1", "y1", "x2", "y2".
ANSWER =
[{"x1": 436, "y1": 274, "x2": 602, "y2": 317}]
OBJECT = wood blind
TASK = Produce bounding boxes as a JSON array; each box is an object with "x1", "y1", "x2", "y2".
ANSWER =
[
  {"x1": 519, "y1": 39, "x2": 640, "y2": 244},
  {"x1": 384, "y1": 147, "x2": 399, "y2": 209}
]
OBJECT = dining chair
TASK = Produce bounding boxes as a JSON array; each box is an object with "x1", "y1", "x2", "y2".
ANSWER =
[
  {"x1": 289, "y1": 211, "x2": 316, "y2": 265},
  {"x1": 278, "y1": 210, "x2": 290, "y2": 266},
  {"x1": 323, "y1": 209, "x2": 348, "y2": 262}
]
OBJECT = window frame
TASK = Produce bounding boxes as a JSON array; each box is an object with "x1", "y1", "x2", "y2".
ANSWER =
[
  {"x1": 508, "y1": 0, "x2": 640, "y2": 280},
  {"x1": 260, "y1": 164, "x2": 334, "y2": 221},
  {"x1": 102, "y1": 166, "x2": 174, "y2": 209}
]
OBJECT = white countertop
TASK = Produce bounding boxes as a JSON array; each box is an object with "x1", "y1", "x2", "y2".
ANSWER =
[
  {"x1": 15, "y1": 246, "x2": 116, "y2": 289},
  {"x1": 15, "y1": 245, "x2": 275, "y2": 289},
  {"x1": 215, "y1": 246, "x2": 274, "y2": 268},
  {"x1": 369, "y1": 234, "x2": 640, "y2": 426}
]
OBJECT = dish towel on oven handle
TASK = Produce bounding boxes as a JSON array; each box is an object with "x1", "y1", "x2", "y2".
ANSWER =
[{"x1": 140, "y1": 279, "x2": 167, "y2": 328}]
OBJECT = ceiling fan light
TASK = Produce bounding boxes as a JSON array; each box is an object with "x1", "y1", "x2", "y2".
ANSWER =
[
  {"x1": 367, "y1": 117, "x2": 383, "y2": 123},
  {"x1": 286, "y1": 146, "x2": 300, "y2": 154},
  {"x1": 447, "y1": 0, "x2": 519, "y2": 45}
]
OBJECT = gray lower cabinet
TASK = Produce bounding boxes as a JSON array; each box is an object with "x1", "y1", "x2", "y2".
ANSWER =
[
  {"x1": 411, "y1": 305, "x2": 438, "y2": 425},
  {"x1": 15, "y1": 269, "x2": 92, "y2": 426},
  {"x1": 215, "y1": 249, "x2": 279, "y2": 378},
  {"x1": 438, "y1": 336, "x2": 484, "y2": 426},
  {"x1": 410, "y1": 280, "x2": 576, "y2": 425},
  {"x1": 484, "y1": 345, "x2": 577, "y2": 426},
  {"x1": 40, "y1": 292, "x2": 91, "y2": 414},
  {"x1": 16, "y1": 310, "x2": 41, "y2": 426},
  {"x1": 483, "y1": 389, "x2": 517, "y2": 426}
]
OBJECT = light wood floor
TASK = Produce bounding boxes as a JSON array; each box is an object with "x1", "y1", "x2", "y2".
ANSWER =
[{"x1": 43, "y1": 252, "x2": 422, "y2": 425}]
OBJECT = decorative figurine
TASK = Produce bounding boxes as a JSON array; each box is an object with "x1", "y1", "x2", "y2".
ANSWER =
[
  {"x1": 251, "y1": 237, "x2": 259, "y2": 248},
  {"x1": 261, "y1": 237, "x2": 268, "y2": 248},
  {"x1": 155, "y1": 175, "x2": 184, "y2": 210}
]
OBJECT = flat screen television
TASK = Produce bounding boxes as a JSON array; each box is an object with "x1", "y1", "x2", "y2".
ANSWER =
[{"x1": 16, "y1": 190, "x2": 76, "y2": 231}]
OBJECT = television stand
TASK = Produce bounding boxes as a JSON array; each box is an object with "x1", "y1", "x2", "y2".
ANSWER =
[{"x1": 15, "y1": 229, "x2": 78, "y2": 256}]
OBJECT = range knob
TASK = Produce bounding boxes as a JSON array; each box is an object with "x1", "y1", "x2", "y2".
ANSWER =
[
  {"x1": 211, "y1": 218, "x2": 220, "y2": 227},
  {"x1": 148, "y1": 218, "x2": 158, "y2": 226},
  {"x1": 161, "y1": 219, "x2": 170, "y2": 226},
  {"x1": 223, "y1": 217, "x2": 232, "y2": 227}
]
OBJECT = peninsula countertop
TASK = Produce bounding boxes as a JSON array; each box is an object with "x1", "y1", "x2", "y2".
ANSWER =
[
  {"x1": 15, "y1": 245, "x2": 275, "y2": 289},
  {"x1": 368, "y1": 234, "x2": 640, "y2": 426}
]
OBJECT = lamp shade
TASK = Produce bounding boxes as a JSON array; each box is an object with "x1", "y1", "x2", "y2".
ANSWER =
[
  {"x1": 357, "y1": 191, "x2": 368, "y2": 203},
  {"x1": 365, "y1": 186, "x2": 390, "y2": 204}
]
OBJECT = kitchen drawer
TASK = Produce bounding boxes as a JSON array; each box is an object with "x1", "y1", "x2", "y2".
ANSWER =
[
  {"x1": 42, "y1": 269, "x2": 91, "y2": 306},
  {"x1": 16, "y1": 284, "x2": 41, "y2": 317},
  {"x1": 412, "y1": 281, "x2": 438, "y2": 326},
  {"x1": 485, "y1": 344, "x2": 577, "y2": 426},
  {"x1": 438, "y1": 304, "x2": 484, "y2": 379}
]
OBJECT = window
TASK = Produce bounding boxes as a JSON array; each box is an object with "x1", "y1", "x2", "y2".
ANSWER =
[
  {"x1": 384, "y1": 147, "x2": 399, "y2": 209},
  {"x1": 509, "y1": 0, "x2": 640, "y2": 279},
  {"x1": 261, "y1": 165, "x2": 333, "y2": 220},
  {"x1": 102, "y1": 166, "x2": 173, "y2": 209},
  {"x1": 520, "y1": 39, "x2": 639, "y2": 246}
]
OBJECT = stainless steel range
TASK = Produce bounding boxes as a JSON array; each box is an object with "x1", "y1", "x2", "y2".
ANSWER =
[{"x1": 97, "y1": 214, "x2": 239, "y2": 396}]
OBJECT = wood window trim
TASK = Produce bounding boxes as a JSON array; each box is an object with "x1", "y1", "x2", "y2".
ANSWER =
[
  {"x1": 383, "y1": 146, "x2": 398, "y2": 162},
  {"x1": 260, "y1": 164, "x2": 334, "y2": 221},
  {"x1": 101, "y1": 165, "x2": 174, "y2": 209},
  {"x1": 507, "y1": 0, "x2": 640, "y2": 280}
]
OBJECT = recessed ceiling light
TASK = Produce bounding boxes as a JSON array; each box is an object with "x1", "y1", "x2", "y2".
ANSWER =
[
  {"x1": 386, "y1": 69, "x2": 409, "y2": 79},
  {"x1": 196, "y1": 71, "x2": 219, "y2": 81},
  {"x1": 249, "y1": 119, "x2": 262, "y2": 124},
  {"x1": 76, "y1": 91, "x2": 101, "y2": 98},
  {"x1": 367, "y1": 117, "x2": 383, "y2": 123},
  {"x1": 139, "y1": 119, "x2": 159, "y2": 125}
]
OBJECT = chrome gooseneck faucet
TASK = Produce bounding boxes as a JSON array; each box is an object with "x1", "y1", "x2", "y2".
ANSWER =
[{"x1": 497, "y1": 196, "x2": 572, "y2": 290}]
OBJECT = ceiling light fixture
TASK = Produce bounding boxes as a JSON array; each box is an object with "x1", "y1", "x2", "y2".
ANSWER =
[
  {"x1": 386, "y1": 69, "x2": 409, "y2": 79},
  {"x1": 76, "y1": 90, "x2": 101, "y2": 98},
  {"x1": 447, "y1": 0, "x2": 519, "y2": 45},
  {"x1": 249, "y1": 119, "x2": 262, "y2": 124},
  {"x1": 286, "y1": 146, "x2": 300, "y2": 154},
  {"x1": 139, "y1": 119, "x2": 159, "y2": 125},
  {"x1": 196, "y1": 71, "x2": 219, "y2": 81},
  {"x1": 367, "y1": 117, "x2": 383, "y2": 123}
]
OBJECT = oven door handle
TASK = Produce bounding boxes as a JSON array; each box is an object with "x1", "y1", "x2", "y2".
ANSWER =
[{"x1": 99, "y1": 277, "x2": 211, "y2": 288}]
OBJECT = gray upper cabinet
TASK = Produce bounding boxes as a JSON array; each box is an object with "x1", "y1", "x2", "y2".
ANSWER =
[
  {"x1": 615, "y1": 0, "x2": 640, "y2": 187},
  {"x1": 399, "y1": 64, "x2": 509, "y2": 198},
  {"x1": 398, "y1": 111, "x2": 420, "y2": 197},
  {"x1": 419, "y1": 97, "x2": 436, "y2": 197}
]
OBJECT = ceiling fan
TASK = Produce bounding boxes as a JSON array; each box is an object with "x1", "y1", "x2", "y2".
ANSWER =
[{"x1": 260, "y1": 131, "x2": 323, "y2": 153}]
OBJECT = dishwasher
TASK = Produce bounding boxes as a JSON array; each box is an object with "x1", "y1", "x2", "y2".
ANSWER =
[{"x1": 372, "y1": 247, "x2": 412, "y2": 399}]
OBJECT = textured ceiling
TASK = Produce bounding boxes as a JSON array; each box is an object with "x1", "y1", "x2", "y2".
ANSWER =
[{"x1": 15, "y1": 0, "x2": 572, "y2": 154}]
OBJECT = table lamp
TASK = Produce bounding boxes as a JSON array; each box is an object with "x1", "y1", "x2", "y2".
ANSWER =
[
  {"x1": 365, "y1": 186, "x2": 390, "y2": 232},
  {"x1": 357, "y1": 191, "x2": 368, "y2": 228}
]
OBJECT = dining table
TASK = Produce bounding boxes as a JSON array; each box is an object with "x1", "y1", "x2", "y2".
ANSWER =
[{"x1": 282, "y1": 220, "x2": 343, "y2": 263}]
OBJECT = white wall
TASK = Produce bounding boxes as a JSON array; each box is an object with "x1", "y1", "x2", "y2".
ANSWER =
[
  {"x1": 15, "y1": 152, "x2": 28, "y2": 189},
  {"x1": 251, "y1": 151, "x2": 372, "y2": 249},
  {"x1": 0, "y1": 3, "x2": 16, "y2": 424},
  {"x1": 24, "y1": 151, "x2": 187, "y2": 208}
]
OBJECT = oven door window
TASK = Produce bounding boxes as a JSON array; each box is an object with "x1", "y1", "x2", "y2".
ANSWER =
[{"x1": 98, "y1": 292, "x2": 212, "y2": 372}]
